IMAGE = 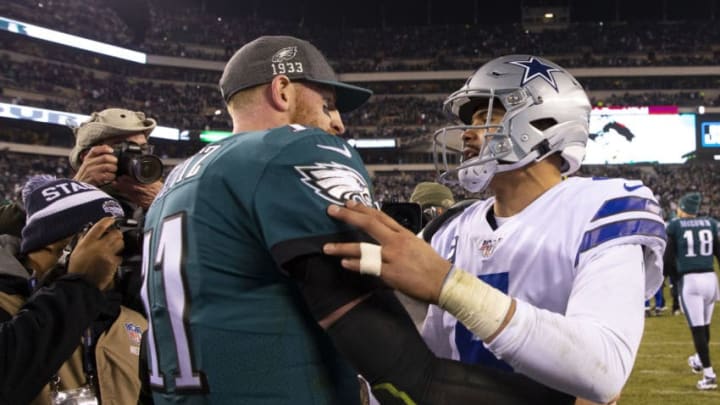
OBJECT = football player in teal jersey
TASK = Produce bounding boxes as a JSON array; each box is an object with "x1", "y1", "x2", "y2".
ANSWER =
[
  {"x1": 665, "y1": 192, "x2": 720, "y2": 390},
  {"x1": 140, "y1": 36, "x2": 574, "y2": 404}
]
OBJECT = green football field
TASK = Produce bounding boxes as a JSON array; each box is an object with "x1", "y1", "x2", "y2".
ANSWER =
[{"x1": 622, "y1": 266, "x2": 720, "y2": 404}]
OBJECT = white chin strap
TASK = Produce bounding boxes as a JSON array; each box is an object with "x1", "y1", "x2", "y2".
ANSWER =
[
  {"x1": 458, "y1": 150, "x2": 541, "y2": 193},
  {"x1": 459, "y1": 159, "x2": 496, "y2": 193}
]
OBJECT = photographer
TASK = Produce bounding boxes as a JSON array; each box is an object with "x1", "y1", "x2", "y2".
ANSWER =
[
  {"x1": 70, "y1": 108, "x2": 164, "y2": 213},
  {"x1": 0, "y1": 175, "x2": 146, "y2": 404},
  {"x1": 70, "y1": 108, "x2": 165, "y2": 314},
  {"x1": 409, "y1": 181, "x2": 456, "y2": 228}
]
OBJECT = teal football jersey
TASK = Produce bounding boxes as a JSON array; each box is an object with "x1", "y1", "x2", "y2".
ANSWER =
[
  {"x1": 666, "y1": 216, "x2": 719, "y2": 275},
  {"x1": 141, "y1": 125, "x2": 372, "y2": 404}
]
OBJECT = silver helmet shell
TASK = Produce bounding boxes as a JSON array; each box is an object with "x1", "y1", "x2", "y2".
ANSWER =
[{"x1": 434, "y1": 55, "x2": 591, "y2": 192}]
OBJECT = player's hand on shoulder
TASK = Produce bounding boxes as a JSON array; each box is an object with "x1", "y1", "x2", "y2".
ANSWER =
[
  {"x1": 323, "y1": 200, "x2": 452, "y2": 304},
  {"x1": 68, "y1": 216, "x2": 124, "y2": 290}
]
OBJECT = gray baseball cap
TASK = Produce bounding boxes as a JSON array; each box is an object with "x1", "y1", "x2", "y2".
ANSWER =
[{"x1": 219, "y1": 35, "x2": 372, "y2": 113}]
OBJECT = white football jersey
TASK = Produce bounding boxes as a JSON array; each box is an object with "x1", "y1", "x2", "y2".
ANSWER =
[{"x1": 422, "y1": 176, "x2": 666, "y2": 371}]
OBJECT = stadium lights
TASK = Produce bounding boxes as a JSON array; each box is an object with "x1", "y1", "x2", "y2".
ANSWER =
[
  {"x1": 199, "y1": 130, "x2": 233, "y2": 143},
  {"x1": 347, "y1": 139, "x2": 397, "y2": 148},
  {"x1": 0, "y1": 16, "x2": 147, "y2": 64},
  {"x1": 197, "y1": 131, "x2": 398, "y2": 148},
  {"x1": 0, "y1": 102, "x2": 179, "y2": 140}
]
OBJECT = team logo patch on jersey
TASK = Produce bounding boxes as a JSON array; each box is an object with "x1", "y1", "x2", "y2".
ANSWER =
[
  {"x1": 295, "y1": 162, "x2": 373, "y2": 206},
  {"x1": 272, "y1": 46, "x2": 297, "y2": 63},
  {"x1": 508, "y1": 56, "x2": 561, "y2": 92},
  {"x1": 478, "y1": 238, "x2": 502, "y2": 257},
  {"x1": 125, "y1": 322, "x2": 143, "y2": 355}
]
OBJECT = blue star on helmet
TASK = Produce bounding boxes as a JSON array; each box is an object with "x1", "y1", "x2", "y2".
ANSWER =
[{"x1": 508, "y1": 57, "x2": 561, "y2": 92}]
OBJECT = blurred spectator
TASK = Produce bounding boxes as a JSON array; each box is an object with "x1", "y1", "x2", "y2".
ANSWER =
[
  {"x1": 0, "y1": 175, "x2": 140, "y2": 404},
  {"x1": 409, "y1": 181, "x2": 456, "y2": 227}
]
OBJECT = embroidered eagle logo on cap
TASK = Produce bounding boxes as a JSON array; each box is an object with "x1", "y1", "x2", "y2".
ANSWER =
[
  {"x1": 272, "y1": 46, "x2": 298, "y2": 63},
  {"x1": 295, "y1": 162, "x2": 373, "y2": 207}
]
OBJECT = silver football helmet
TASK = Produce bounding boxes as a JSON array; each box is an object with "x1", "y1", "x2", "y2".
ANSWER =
[{"x1": 434, "y1": 55, "x2": 591, "y2": 192}]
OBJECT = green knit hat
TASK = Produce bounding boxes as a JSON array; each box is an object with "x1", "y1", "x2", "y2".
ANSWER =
[
  {"x1": 409, "y1": 182, "x2": 455, "y2": 209},
  {"x1": 679, "y1": 192, "x2": 702, "y2": 215}
]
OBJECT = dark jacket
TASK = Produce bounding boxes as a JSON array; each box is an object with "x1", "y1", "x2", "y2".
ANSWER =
[
  {"x1": 0, "y1": 234, "x2": 106, "y2": 404},
  {"x1": 0, "y1": 202, "x2": 25, "y2": 238}
]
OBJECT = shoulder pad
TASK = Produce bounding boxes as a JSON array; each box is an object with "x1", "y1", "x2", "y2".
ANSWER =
[{"x1": 422, "y1": 199, "x2": 479, "y2": 243}]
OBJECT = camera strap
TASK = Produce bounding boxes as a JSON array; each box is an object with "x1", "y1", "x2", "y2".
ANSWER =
[
  {"x1": 48, "y1": 327, "x2": 99, "y2": 402},
  {"x1": 28, "y1": 275, "x2": 37, "y2": 291},
  {"x1": 81, "y1": 328, "x2": 98, "y2": 392}
]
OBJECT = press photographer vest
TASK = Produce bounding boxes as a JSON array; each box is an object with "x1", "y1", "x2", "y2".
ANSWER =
[{"x1": 0, "y1": 294, "x2": 146, "y2": 405}]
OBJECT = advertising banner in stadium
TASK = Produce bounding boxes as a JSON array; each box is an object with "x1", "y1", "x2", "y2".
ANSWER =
[{"x1": 694, "y1": 112, "x2": 720, "y2": 160}]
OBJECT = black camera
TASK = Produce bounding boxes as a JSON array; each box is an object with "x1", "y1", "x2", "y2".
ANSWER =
[
  {"x1": 114, "y1": 217, "x2": 145, "y2": 313},
  {"x1": 380, "y1": 202, "x2": 423, "y2": 234},
  {"x1": 112, "y1": 141, "x2": 163, "y2": 184},
  {"x1": 115, "y1": 217, "x2": 143, "y2": 262}
]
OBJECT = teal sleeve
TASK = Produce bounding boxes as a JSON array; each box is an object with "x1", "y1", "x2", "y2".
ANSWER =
[
  {"x1": 665, "y1": 219, "x2": 676, "y2": 238},
  {"x1": 254, "y1": 131, "x2": 375, "y2": 265}
]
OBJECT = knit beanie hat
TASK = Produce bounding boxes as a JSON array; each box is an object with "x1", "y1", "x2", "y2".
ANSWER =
[
  {"x1": 20, "y1": 175, "x2": 125, "y2": 254},
  {"x1": 678, "y1": 192, "x2": 702, "y2": 215},
  {"x1": 409, "y1": 182, "x2": 456, "y2": 209}
]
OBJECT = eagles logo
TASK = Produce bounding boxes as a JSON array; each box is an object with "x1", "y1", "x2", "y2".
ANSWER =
[
  {"x1": 295, "y1": 162, "x2": 373, "y2": 207},
  {"x1": 272, "y1": 46, "x2": 298, "y2": 63}
]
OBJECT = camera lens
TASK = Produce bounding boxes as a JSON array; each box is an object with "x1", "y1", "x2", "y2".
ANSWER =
[{"x1": 132, "y1": 155, "x2": 163, "y2": 184}]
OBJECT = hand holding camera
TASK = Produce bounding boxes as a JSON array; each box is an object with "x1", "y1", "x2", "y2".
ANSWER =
[
  {"x1": 67, "y1": 217, "x2": 124, "y2": 291},
  {"x1": 74, "y1": 142, "x2": 164, "y2": 209},
  {"x1": 73, "y1": 145, "x2": 118, "y2": 186},
  {"x1": 75, "y1": 142, "x2": 163, "y2": 185}
]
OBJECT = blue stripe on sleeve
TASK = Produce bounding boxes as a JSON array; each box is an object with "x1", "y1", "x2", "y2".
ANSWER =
[
  {"x1": 591, "y1": 196, "x2": 662, "y2": 222},
  {"x1": 576, "y1": 219, "x2": 667, "y2": 263}
]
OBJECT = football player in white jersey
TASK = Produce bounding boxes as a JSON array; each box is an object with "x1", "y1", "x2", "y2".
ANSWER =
[{"x1": 323, "y1": 55, "x2": 667, "y2": 404}]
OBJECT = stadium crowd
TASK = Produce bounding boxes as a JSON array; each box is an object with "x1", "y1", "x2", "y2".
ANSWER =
[
  {"x1": 3, "y1": 44, "x2": 719, "y2": 138},
  {"x1": 1, "y1": 0, "x2": 718, "y2": 211},
  {"x1": 3, "y1": 0, "x2": 720, "y2": 142},
  {"x1": 1, "y1": 148, "x2": 717, "y2": 222},
  {"x1": 3, "y1": 0, "x2": 720, "y2": 70},
  {"x1": 0, "y1": 0, "x2": 719, "y2": 402}
]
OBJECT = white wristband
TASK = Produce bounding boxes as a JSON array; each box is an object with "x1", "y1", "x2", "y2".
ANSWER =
[{"x1": 438, "y1": 267, "x2": 513, "y2": 341}]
